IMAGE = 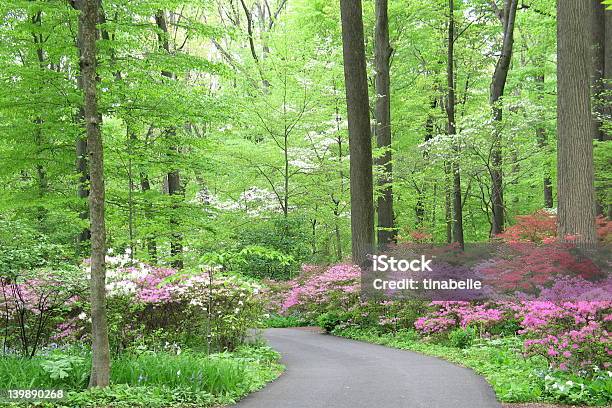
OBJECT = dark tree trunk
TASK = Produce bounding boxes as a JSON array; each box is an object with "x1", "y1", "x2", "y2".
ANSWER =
[
  {"x1": 557, "y1": 0, "x2": 597, "y2": 244},
  {"x1": 340, "y1": 0, "x2": 375, "y2": 267},
  {"x1": 416, "y1": 99, "x2": 437, "y2": 227},
  {"x1": 535, "y1": 74, "x2": 554, "y2": 208},
  {"x1": 155, "y1": 10, "x2": 183, "y2": 268},
  {"x1": 447, "y1": 0, "x2": 464, "y2": 249},
  {"x1": 140, "y1": 172, "x2": 157, "y2": 262},
  {"x1": 444, "y1": 161, "x2": 452, "y2": 244},
  {"x1": 74, "y1": 15, "x2": 90, "y2": 247},
  {"x1": 374, "y1": 0, "x2": 395, "y2": 248},
  {"x1": 489, "y1": 0, "x2": 518, "y2": 236},
  {"x1": 75, "y1": 0, "x2": 111, "y2": 388}
]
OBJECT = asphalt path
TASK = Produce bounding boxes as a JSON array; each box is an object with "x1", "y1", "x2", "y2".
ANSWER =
[{"x1": 235, "y1": 328, "x2": 501, "y2": 408}]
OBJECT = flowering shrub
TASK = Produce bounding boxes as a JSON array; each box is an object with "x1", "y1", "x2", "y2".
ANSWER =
[
  {"x1": 519, "y1": 300, "x2": 611, "y2": 372},
  {"x1": 414, "y1": 302, "x2": 509, "y2": 336},
  {"x1": 495, "y1": 210, "x2": 609, "y2": 244},
  {"x1": 95, "y1": 254, "x2": 265, "y2": 352},
  {"x1": 412, "y1": 295, "x2": 611, "y2": 374},
  {"x1": 0, "y1": 266, "x2": 86, "y2": 356},
  {"x1": 276, "y1": 263, "x2": 360, "y2": 323},
  {"x1": 2, "y1": 250, "x2": 265, "y2": 354}
]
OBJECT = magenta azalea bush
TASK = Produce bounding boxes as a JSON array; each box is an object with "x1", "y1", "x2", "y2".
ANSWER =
[{"x1": 275, "y1": 261, "x2": 611, "y2": 375}]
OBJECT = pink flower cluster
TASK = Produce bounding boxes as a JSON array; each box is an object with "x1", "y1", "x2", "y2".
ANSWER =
[
  {"x1": 280, "y1": 263, "x2": 361, "y2": 312},
  {"x1": 517, "y1": 300, "x2": 611, "y2": 371},
  {"x1": 133, "y1": 267, "x2": 177, "y2": 304},
  {"x1": 414, "y1": 297, "x2": 611, "y2": 372},
  {"x1": 414, "y1": 301, "x2": 506, "y2": 335}
]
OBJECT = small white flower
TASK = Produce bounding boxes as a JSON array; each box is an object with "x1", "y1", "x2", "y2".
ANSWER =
[
  {"x1": 176, "y1": 370, "x2": 181, "y2": 376},
  {"x1": 78, "y1": 312, "x2": 87, "y2": 320}
]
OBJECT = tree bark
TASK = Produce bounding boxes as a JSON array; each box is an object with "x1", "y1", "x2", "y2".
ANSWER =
[
  {"x1": 155, "y1": 10, "x2": 183, "y2": 268},
  {"x1": 447, "y1": 0, "x2": 464, "y2": 249},
  {"x1": 74, "y1": 9, "x2": 90, "y2": 247},
  {"x1": 340, "y1": 0, "x2": 375, "y2": 267},
  {"x1": 374, "y1": 0, "x2": 395, "y2": 248},
  {"x1": 76, "y1": 0, "x2": 111, "y2": 387},
  {"x1": 489, "y1": 0, "x2": 518, "y2": 236},
  {"x1": 557, "y1": 0, "x2": 597, "y2": 244}
]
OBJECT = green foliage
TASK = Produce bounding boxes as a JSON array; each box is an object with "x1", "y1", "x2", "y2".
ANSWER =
[
  {"x1": 448, "y1": 327, "x2": 477, "y2": 349},
  {"x1": 316, "y1": 311, "x2": 348, "y2": 333},
  {"x1": 0, "y1": 345, "x2": 283, "y2": 408},
  {"x1": 263, "y1": 315, "x2": 308, "y2": 328}
]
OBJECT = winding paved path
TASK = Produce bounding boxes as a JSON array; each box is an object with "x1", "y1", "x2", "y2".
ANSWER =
[{"x1": 236, "y1": 328, "x2": 501, "y2": 408}]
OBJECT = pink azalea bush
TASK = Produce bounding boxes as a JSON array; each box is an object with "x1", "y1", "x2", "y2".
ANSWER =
[
  {"x1": 277, "y1": 263, "x2": 361, "y2": 321},
  {"x1": 0, "y1": 266, "x2": 85, "y2": 356}
]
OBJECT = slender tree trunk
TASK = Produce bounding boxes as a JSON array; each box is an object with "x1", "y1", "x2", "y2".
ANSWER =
[
  {"x1": 76, "y1": 0, "x2": 110, "y2": 388},
  {"x1": 447, "y1": 0, "x2": 464, "y2": 249},
  {"x1": 340, "y1": 0, "x2": 375, "y2": 267},
  {"x1": 489, "y1": 0, "x2": 518, "y2": 236},
  {"x1": 535, "y1": 74, "x2": 553, "y2": 208},
  {"x1": 416, "y1": 98, "x2": 437, "y2": 227},
  {"x1": 74, "y1": 14, "x2": 90, "y2": 247},
  {"x1": 374, "y1": 0, "x2": 395, "y2": 248},
  {"x1": 557, "y1": 0, "x2": 597, "y2": 244},
  {"x1": 444, "y1": 168, "x2": 452, "y2": 244},
  {"x1": 155, "y1": 10, "x2": 183, "y2": 268}
]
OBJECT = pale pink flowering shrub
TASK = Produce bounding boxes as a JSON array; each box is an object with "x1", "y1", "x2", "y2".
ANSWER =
[{"x1": 278, "y1": 263, "x2": 361, "y2": 321}]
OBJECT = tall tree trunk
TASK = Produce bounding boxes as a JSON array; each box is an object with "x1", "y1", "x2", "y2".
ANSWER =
[
  {"x1": 340, "y1": 0, "x2": 375, "y2": 266},
  {"x1": 535, "y1": 74, "x2": 553, "y2": 208},
  {"x1": 74, "y1": 12, "x2": 90, "y2": 247},
  {"x1": 444, "y1": 162, "x2": 452, "y2": 244},
  {"x1": 557, "y1": 0, "x2": 597, "y2": 244},
  {"x1": 76, "y1": 0, "x2": 110, "y2": 387},
  {"x1": 155, "y1": 10, "x2": 183, "y2": 268},
  {"x1": 374, "y1": 0, "x2": 395, "y2": 248},
  {"x1": 447, "y1": 0, "x2": 464, "y2": 249},
  {"x1": 489, "y1": 0, "x2": 518, "y2": 236}
]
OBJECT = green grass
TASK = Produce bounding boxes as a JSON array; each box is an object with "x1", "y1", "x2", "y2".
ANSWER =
[
  {"x1": 0, "y1": 345, "x2": 283, "y2": 407},
  {"x1": 334, "y1": 327, "x2": 611, "y2": 406}
]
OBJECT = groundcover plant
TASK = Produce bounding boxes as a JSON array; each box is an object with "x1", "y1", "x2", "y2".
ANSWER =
[{"x1": 0, "y1": 0, "x2": 610, "y2": 407}]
